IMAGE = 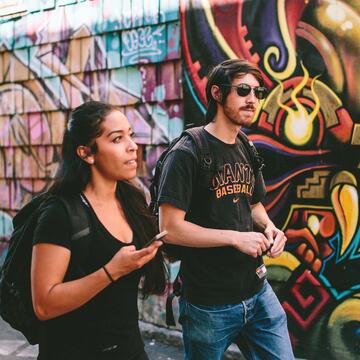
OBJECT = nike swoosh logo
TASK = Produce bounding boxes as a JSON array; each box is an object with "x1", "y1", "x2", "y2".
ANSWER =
[{"x1": 232, "y1": 197, "x2": 239, "y2": 203}]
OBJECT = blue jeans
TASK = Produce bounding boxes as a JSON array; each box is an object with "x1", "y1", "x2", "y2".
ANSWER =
[{"x1": 179, "y1": 280, "x2": 294, "y2": 360}]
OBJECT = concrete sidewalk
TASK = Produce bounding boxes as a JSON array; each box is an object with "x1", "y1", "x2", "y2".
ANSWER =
[
  {"x1": 0, "y1": 318, "x2": 185, "y2": 360},
  {"x1": 0, "y1": 316, "x2": 306, "y2": 359},
  {"x1": 141, "y1": 321, "x2": 307, "y2": 360},
  {"x1": 141, "y1": 321, "x2": 242, "y2": 359}
]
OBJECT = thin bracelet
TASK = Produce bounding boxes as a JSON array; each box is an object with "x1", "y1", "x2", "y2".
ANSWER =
[{"x1": 102, "y1": 265, "x2": 115, "y2": 283}]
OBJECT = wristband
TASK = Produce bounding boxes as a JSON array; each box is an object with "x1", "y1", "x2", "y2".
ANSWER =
[{"x1": 102, "y1": 265, "x2": 115, "y2": 283}]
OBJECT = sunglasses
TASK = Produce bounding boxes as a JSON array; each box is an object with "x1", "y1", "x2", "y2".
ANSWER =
[{"x1": 222, "y1": 83, "x2": 267, "y2": 100}]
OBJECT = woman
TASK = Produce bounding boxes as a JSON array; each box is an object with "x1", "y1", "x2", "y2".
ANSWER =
[{"x1": 31, "y1": 101, "x2": 167, "y2": 360}]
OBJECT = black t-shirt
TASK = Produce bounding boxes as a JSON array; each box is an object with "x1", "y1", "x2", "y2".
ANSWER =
[
  {"x1": 158, "y1": 130, "x2": 267, "y2": 305},
  {"x1": 33, "y1": 196, "x2": 144, "y2": 360}
]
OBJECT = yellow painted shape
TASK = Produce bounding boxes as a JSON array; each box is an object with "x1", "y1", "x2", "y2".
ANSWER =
[
  {"x1": 328, "y1": 296, "x2": 360, "y2": 360},
  {"x1": 328, "y1": 295, "x2": 360, "y2": 331},
  {"x1": 263, "y1": 251, "x2": 300, "y2": 271},
  {"x1": 308, "y1": 214, "x2": 320, "y2": 235},
  {"x1": 331, "y1": 183, "x2": 359, "y2": 256}
]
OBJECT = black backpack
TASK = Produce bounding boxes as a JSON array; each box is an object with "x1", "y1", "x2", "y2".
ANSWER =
[
  {"x1": 149, "y1": 126, "x2": 264, "y2": 326},
  {"x1": 0, "y1": 193, "x2": 91, "y2": 345}
]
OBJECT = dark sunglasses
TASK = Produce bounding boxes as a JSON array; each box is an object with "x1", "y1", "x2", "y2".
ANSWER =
[{"x1": 221, "y1": 83, "x2": 267, "y2": 100}]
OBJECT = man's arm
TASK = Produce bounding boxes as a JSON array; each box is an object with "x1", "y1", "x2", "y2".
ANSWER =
[
  {"x1": 159, "y1": 203, "x2": 271, "y2": 258},
  {"x1": 251, "y1": 202, "x2": 287, "y2": 258}
]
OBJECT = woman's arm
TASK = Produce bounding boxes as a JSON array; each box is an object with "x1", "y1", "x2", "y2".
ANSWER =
[{"x1": 31, "y1": 241, "x2": 161, "y2": 321}]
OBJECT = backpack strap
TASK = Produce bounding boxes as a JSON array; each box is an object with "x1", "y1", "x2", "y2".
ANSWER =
[
  {"x1": 52, "y1": 194, "x2": 92, "y2": 275},
  {"x1": 165, "y1": 273, "x2": 183, "y2": 326},
  {"x1": 183, "y1": 126, "x2": 216, "y2": 188},
  {"x1": 237, "y1": 130, "x2": 265, "y2": 176},
  {"x1": 184, "y1": 126, "x2": 212, "y2": 171},
  {"x1": 55, "y1": 195, "x2": 91, "y2": 241}
]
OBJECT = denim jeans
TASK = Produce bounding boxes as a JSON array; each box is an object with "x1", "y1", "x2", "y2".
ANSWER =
[{"x1": 179, "y1": 280, "x2": 294, "y2": 360}]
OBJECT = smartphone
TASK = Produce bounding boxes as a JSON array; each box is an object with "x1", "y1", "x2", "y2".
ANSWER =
[{"x1": 143, "y1": 230, "x2": 168, "y2": 248}]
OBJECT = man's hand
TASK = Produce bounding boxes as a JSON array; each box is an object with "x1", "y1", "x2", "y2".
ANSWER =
[
  {"x1": 263, "y1": 224, "x2": 287, "y2": 258},
  {"x1": 232, "y1": 232, "x2": 272, "y2": 258}
]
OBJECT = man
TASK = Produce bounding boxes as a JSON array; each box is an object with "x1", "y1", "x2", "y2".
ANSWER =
[{"x1": 158, "y1": 59, "x2": 294, "y2": 360}]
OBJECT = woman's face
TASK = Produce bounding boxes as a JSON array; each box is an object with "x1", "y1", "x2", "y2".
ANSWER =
[{"x1": 91, "y1": 110, "x2": 138, "y2": 181}]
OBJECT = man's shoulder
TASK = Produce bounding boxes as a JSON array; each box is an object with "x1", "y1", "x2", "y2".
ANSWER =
[{"x1": 168, "y1": 133, "x2": 199, "y2": 158}]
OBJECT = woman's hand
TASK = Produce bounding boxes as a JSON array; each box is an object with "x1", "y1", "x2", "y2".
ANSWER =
[{"x1": 106, "y1": 241, "x2": 163, "y2": 280}]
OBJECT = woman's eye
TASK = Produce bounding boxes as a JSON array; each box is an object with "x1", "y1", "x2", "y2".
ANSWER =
[
  {"x1": 130, "y1": 132, "x2": 135, "y2": 138},
  {"x1": 112, "y1": 136, "x2": 122, "y2": 143}
]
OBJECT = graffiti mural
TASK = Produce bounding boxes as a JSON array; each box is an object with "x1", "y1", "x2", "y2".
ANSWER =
[
  {"x1": 1, "y1": 0, "x2": 359, "y2": 358},
  {"x1": 181, "y1": 0, "x2": 359, "y2": 358},
  {"x1": 0, "y1": 0, "x2": 184, "y2": 338},
  {"x1": 0, "y1": 0, "x2": 183, "y2": 335},
  {"x1": 0, "y1": 0, "x2": 183, "y2": 262}
]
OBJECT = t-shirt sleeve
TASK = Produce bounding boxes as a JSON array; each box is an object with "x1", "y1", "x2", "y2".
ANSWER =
[
  {"x1": 251, "y1": 170, "x2": 267, "y2": 205},
  {"x1": 33, "y1": 198, "x2": 72, "y2": 250},
  {"x1": 157, "y1": 148, "x2": 198, "y2": 213}
]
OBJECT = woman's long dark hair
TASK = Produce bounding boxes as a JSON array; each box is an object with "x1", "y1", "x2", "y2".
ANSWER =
[{"x1": 49, "y1": 101, "x2": 167, "y2": 297}]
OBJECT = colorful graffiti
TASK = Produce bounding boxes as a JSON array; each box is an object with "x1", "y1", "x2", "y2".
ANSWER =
[
  {"x1": 0, "y1": 0, "x2": 183, "y2": 335},
  {"x1": 1, "y1": 0, "x2": 360, "y2": 358},
  {"x1": 0, "y1": 0, "x2": 183, "y2": 249},
  {"x1": 0, "y1": 1, "x2": 184, "y2": 337},
  {"x1": 0, "y1": 14, "x2": 184, "y2": 343},
  {"x1": 181, "y1": 0, "x2": 359, "y2": 358}
]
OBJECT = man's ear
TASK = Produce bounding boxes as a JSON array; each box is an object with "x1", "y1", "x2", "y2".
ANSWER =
[
  {"x1": 76, "y1": 145, "x2": 94, "y2": 165},
  {"x1": 211, "y1": 85, "x2": 222, "y2": 103}
]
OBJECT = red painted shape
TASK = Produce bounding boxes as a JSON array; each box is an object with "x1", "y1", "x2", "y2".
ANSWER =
[
  {"x1": 319, "y1": 213, "x2": 336, "y2": 238},
  {"x1": 331, "y1": 108, "x2": 353, "y2": 143},
  {"x1": 285, "y1": 0, "x2": 308, "y2": 46},
  {"x1": 210, "y1": 0, "x2": 253, "y2": 61},
  {"x1": 258, "y1": 111, "x2": 274, "y2": 132},
  {"x1": 286, "y1": 228, "x2": 320, "y2": 255},
  {"x1": 282, "y1": 271, "x2": 330, "y2": 330}
]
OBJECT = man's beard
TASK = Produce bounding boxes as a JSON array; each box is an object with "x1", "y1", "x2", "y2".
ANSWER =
[{"x1": 223, "y1": 104, "x2": 256, "y2": 128}]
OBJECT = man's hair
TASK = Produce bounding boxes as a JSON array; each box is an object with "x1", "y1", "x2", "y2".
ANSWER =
[{"x1": 205, "y1": 59, "x2": 264, "y2": 124}]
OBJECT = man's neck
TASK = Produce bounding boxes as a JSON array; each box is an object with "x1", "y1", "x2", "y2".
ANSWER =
[{"x1": 204, "y1": 117, "x2": 241, "y2": 144}]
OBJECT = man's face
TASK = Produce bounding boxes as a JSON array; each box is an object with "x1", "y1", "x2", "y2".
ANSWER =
[{"x1": 222, "y1": 73, "x2": 261, "y2": 128}]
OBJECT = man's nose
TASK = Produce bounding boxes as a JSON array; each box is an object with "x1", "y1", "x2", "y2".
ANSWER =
[{"x1": 246, "y1": 90, "x2": 257, "y2": 103}]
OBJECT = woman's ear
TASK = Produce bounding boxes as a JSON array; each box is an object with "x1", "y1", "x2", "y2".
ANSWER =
[
  {"x1": 211, "y1": 85, "x2": 222, "y2": 103},
  {"x1": 76, "y1": 145, "x2": 94, "y2": 165}
]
